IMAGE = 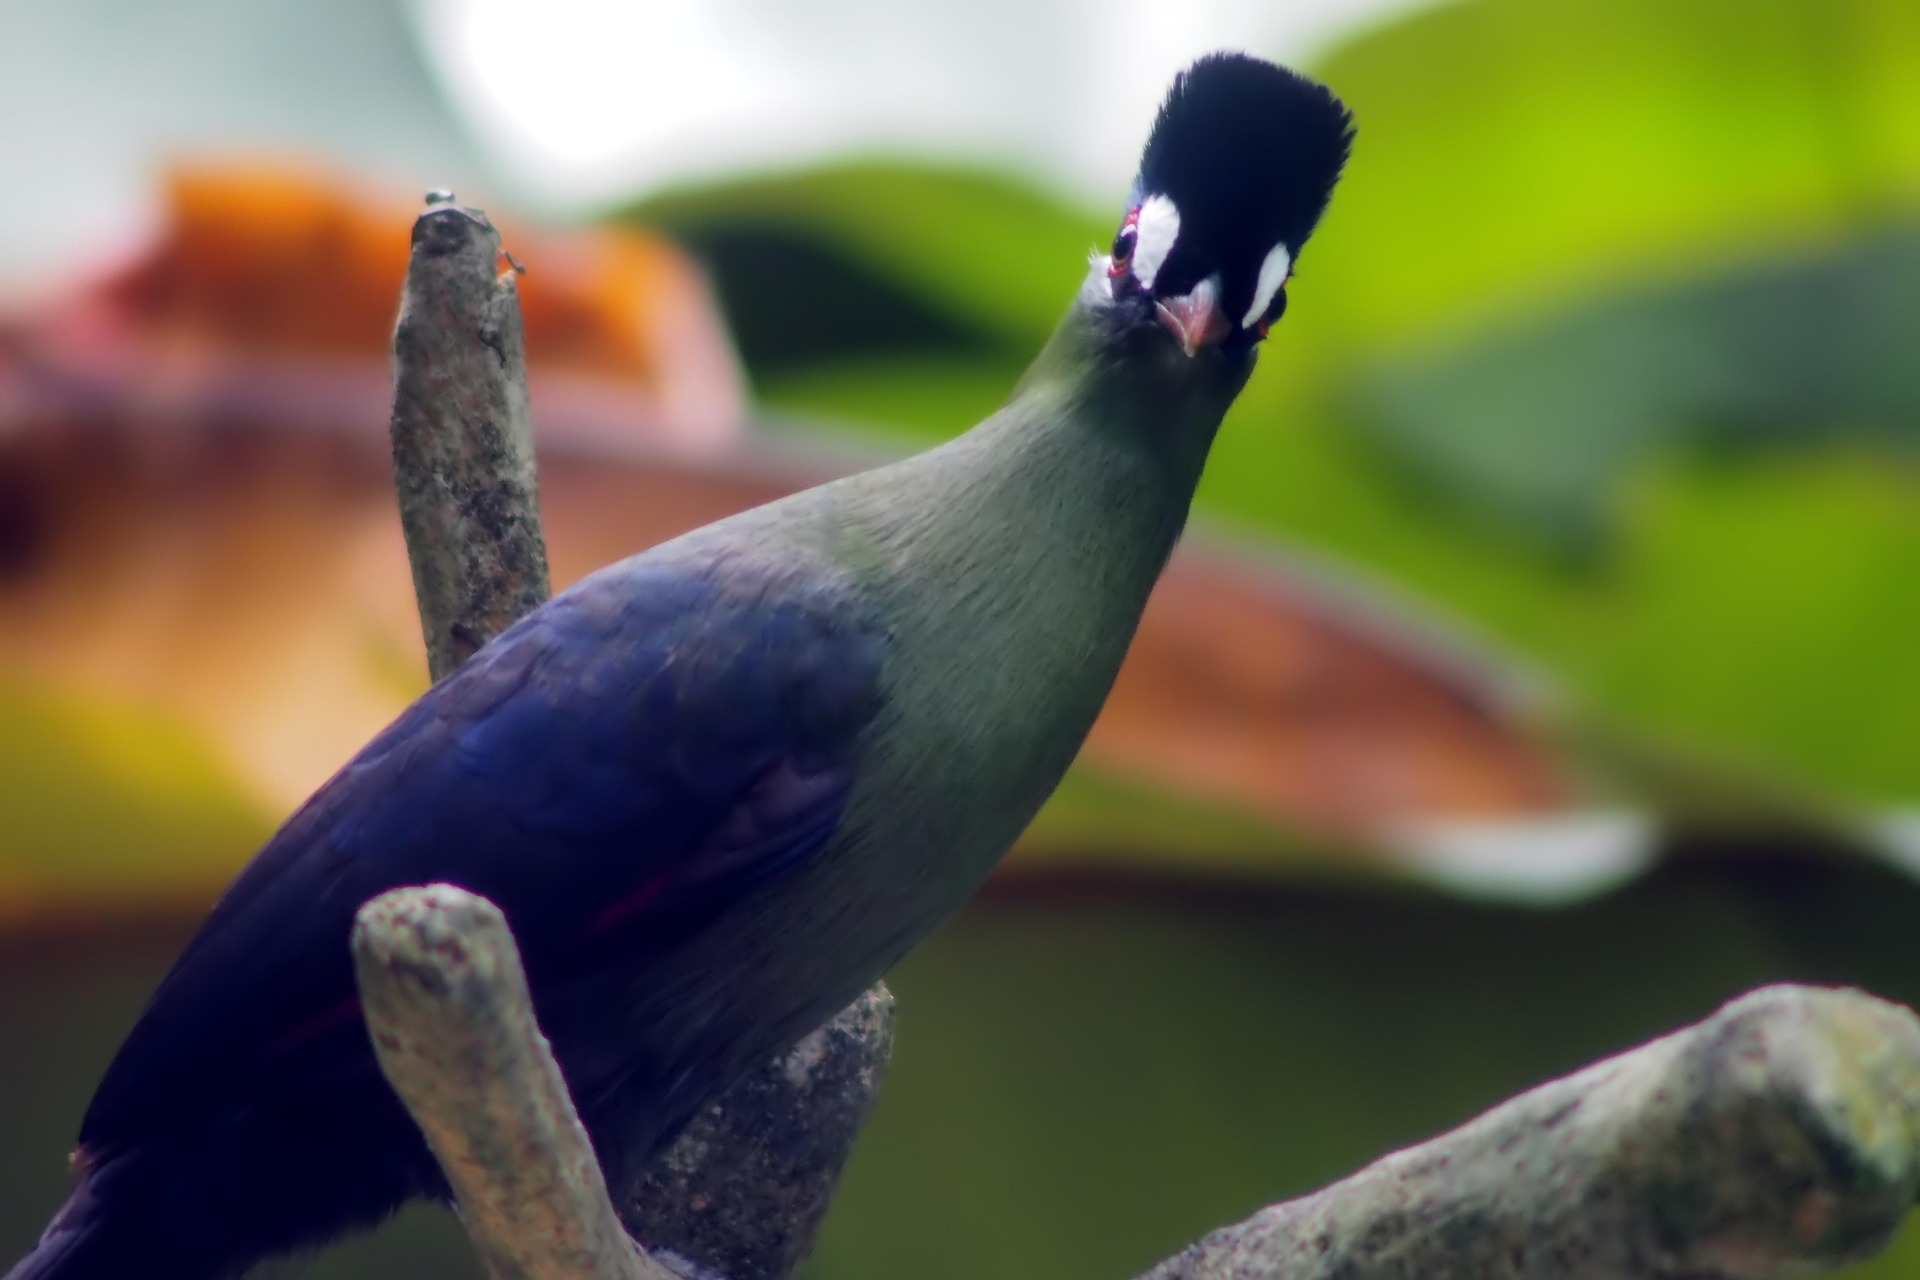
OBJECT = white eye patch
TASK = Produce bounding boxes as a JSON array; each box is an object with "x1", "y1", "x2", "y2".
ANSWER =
[
  {"x1": 1243, "y1": 242, "x2": 1292, "y2": 330},
  {"x1": 1131, "y1": 194, "x2": 1181, "y2": 291}
]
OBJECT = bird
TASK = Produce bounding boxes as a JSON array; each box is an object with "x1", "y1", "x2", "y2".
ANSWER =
[{"x1": 9, "y1": 52, "x2": 1352, "y2": 1280}]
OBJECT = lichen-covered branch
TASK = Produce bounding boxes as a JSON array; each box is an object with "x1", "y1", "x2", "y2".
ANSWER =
[
  {"x1": 389, "y1": 193, "x2": 551, "y2": 681},
  {"x1": 352, "y1": 886, "x2": 675, "y2": 1280},
  {"x1": 618, "y1": 987, "x2": 895, "y2": 1280},
  {"x1": 383, "y1": 193, "x2": 892, "y2": 1279},
  {"x1": 1138, "y1": 984, "x2": 1920, "y2": 1280}
]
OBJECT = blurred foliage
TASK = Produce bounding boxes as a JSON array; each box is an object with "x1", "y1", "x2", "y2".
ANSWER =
[
  {"x1": 1299, "y1": 0, "x2": 1920, "y2": 350},
  {"x1": 633, "y1": 0, "x2": 1920, "y2": 806},
  {"x1": 0, "y1": 678, "x2": 270, "y2": 916},
  {"x1": 1355, "y1": 226, "x2": 1920, "y2": 552},
  {"x1": 637, "y1": 163, "x2": 1102, "y2": 436},
  {"x1": 640, "y1": 163, "x2": 1097, "y2": 355}
]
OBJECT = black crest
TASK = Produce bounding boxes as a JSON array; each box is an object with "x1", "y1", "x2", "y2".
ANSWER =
[{"x1": 1130, "y1": 53, "x2": 1353, "y2": 321}]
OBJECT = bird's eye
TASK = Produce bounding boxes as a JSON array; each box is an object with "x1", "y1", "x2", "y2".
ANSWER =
[
  {"x1": 1108, "y1": 210, "x2": 1140, "y2": 277},
  {"x1": 1256, "y1": 285, "x2": 1289, "y2": 338}
]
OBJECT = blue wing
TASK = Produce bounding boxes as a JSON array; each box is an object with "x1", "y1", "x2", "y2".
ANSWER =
[{"x1": 80, "y1": 552, "x2": 887, "y2": 1150}]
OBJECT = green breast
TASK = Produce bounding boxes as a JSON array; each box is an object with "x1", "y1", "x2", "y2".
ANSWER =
[
  {"x1": 815, "y1": 391, "x2": 1197, "y2": 926},
  {"x1": 694, "y1": 288, "x2": 1244, "y2": 989}
]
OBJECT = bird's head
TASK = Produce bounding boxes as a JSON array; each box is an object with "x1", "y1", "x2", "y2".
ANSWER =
[{"x1": 1096, "y1": 53, "x2": 1353, "y2": 361}]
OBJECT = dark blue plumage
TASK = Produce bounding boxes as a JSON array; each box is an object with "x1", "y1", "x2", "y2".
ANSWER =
[{"x1": 23, "y1": 553, "x2": 885, "y2": 1280}]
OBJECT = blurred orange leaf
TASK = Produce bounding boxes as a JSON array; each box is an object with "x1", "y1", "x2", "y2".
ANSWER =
[{"x1": 0, "y1": 163, "x2": 1581, "y2": 918}]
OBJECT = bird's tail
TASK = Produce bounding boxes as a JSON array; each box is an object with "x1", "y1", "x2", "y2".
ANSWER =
[
  {"x1": 5, "y1": 1151, "x2": 232, "y2": 1280},
  {"x1": 3, "y1": 1212, "x2": 119, "y2": 1280}
]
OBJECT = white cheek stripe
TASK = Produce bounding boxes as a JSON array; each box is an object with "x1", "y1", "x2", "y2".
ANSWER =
[
  {"x1": 1243, "y1": 242, "x2": 1292, "y2": 329},
  {"x1": 1132, "y1": 194, "x2": 1180, "y2": 291}
]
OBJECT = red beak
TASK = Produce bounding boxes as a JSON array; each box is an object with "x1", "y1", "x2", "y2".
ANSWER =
[{"x1": 1154, "y1": 278, "x2": 1230, "y2": 356}]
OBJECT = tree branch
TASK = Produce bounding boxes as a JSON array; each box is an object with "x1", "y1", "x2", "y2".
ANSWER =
[
  {"x1": 616, "y1": 986, "x2": 895, "y2": 1280},
  {"x1": 1138, "y1": 984, "x2": 1920, "y2": 1280},
  {"x1": 354, "y1": 885, "x2": 1920, "y2": 1280},
  {"x1": 389, "y1": 194, "x2": 551, "y2": 681},
  {"x1": 383, "y1": 194, "x2": 893, "y2": 1279},
  {"x1": 353, "y1": 886, "x2": 673, "y2": 1280}
]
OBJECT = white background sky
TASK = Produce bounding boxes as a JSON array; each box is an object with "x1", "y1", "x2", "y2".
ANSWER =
[
  {"x1": 412, "y1": 0, "x2": 1426, "y2": 208},
  {"x1": 0, "y1": 0, "x2": 1429, "y2": 285}
]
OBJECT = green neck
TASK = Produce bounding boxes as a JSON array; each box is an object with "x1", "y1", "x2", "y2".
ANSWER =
[
  {"x1": 844, "y1": 282, "x2": 1255, "y2": 577},
  {"x1": 810, "y1": 283, "x2": 1256, "y2": 897},
  {"x1": 1009, "y1": 288, "x2": 1253, "y2": 499}
]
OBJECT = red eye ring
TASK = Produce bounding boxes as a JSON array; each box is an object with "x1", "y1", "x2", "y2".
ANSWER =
[
  {"x1": 1255, "y1": 276, "x2": 1293, "y2": 339},
  {"x1": 1108, "y1": 208, "x2": 1140, "y2": 277}
]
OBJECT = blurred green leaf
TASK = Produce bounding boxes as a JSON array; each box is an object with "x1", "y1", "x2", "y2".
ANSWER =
[
  {"x1": 1303, "y1": 0, "x2": 1920, "y2": 353},
  {"x1": 1580, "y1": 452, "x2": 1920, "y2": 800},
  {"x1": 757, "y1": 354, "x2": 1020, "y2": 441},
  {"x1": 633, "y1": 161, "x2": 1105, "y2": 357},
  {"x1": 1351, "y1": 224, "x2": 1920, "y2": 549},
  {"x1": 1202, "y1": 397, "x2": 1920, "y2": 800}
]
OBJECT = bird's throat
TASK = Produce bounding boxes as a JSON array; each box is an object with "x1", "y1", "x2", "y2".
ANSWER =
[
  {"x1": 818, "y1": 290, "x2": 1251, "y2": 888},
  {"x1": 1017, "y1": 284, "x2": 1253, "y2": 491}
]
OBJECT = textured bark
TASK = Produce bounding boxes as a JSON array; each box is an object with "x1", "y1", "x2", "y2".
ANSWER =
[
  {"x1": 1137, "y1": 985, "x2": 1920, "y2": 1280},
  {"x1": 353, "y1": 886, "x2": 674, "y2": 1280},
  {"x1": 389, "y1": 193, "x2": 551, "y2": 681},
  {"x1": 618, "y1": 987, "x2": 895, "y2": 1280},
  {"x1": 383, "y1": 195, "x2": 893, "y2": 1280}
]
